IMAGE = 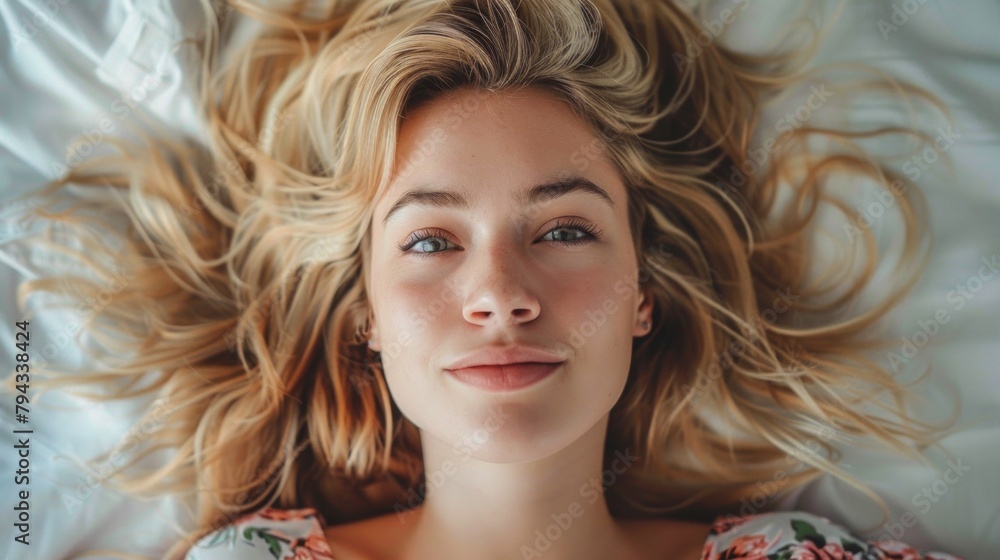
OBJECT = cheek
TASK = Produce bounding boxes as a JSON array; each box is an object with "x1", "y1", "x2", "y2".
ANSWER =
[
  {"x1": 373, "y1": 275, "x2": 460, "y2": 369},
  {"x1": 376, "y1": 286, "x2": 438, "y2": 409},
  {"x1": 375, "y1": 274, "x2": 435, "y2": 327},
  {"x1": 563, "y1": 268, "x2": 637, "y2": 385},
  {"x1": 562, "y1": 268, "x2": 636, "y2": 337}
]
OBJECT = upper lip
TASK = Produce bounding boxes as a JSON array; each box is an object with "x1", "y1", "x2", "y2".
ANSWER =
[{"x1": 444, "y1": 345, "x2": 566, "y2": 370}]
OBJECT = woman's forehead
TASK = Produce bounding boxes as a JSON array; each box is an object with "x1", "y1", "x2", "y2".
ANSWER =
[{"x1": 381, "y1": 87, "x2": 620, "y2": 207}]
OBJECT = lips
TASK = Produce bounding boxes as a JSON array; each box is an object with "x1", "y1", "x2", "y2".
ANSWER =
[
  {"x1": 443, "y1": 344, "x2": 566, "y2": 391},
  {"x1": 446, "y1": 362, "x2": 563, "y2": 391},
  {"x1": 444, "y1": 345, "x2": 565, "y2": 371}
]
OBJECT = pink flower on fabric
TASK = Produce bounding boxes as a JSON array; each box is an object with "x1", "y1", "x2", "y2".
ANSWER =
[
  {"x1": 260, "y1": 507, "x2": 315, "y2": 522},
  {"x1": 301, "y1": 533, "x2": 336, "y2": 559},
  {"x1": 874, "y1": 539, "x2": 923, "y2": 560},
  {"x1": 790, "y1": 539, "x2": 856, "y2": 560},
  {"x1": 722, "y1": 534, "x2": 772, "y2": 557},
  {"x1": 712, "y1": 514, "x2": 755, "y2": 535}
]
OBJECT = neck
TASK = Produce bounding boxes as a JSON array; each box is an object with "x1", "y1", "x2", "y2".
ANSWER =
[{"x1": 396, "y1": 414, "x2": 648, "y2": 560}]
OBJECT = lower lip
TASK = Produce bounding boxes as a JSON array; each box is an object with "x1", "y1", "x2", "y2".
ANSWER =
[{"x1": 446, "y1": 362, "x2": 563, "y2": 392}]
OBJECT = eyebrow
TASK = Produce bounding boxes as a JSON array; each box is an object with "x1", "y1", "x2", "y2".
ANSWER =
[{"x1": 381, "y1": 176, "x2": 616, "y2": 226}]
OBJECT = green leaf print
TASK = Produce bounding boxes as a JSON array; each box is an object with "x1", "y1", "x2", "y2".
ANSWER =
[
  {"x1": 791, "y1": 519, "x2": 826, "y2": 547},
  {"x1": 242, "y1": 527, "x2": 286, "y2": 559}
]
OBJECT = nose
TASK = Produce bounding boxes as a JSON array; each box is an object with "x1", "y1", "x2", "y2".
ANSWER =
[{"x1": 461, "y1": 242, "x2": 541, "y2": 328}]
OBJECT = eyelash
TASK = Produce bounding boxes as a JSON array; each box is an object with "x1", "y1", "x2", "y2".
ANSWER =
[{"x1": 396, "y1": 218, "x2": 604, "y2": 259}]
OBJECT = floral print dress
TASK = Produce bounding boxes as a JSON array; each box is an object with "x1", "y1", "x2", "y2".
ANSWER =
[
  {"x1": 701, "y1": 511, "x2": 963, "y2": 560},
  {"x1": 184, "y1": 507, "x2": 964, "y2": 559}
]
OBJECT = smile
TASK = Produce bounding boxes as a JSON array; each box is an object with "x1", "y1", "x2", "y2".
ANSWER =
[{"x1": 445, "y1": 362, "x2": 563, "y2": 392}]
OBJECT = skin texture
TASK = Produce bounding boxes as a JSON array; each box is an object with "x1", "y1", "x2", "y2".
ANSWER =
[{"x1": 335, "y1": 86, "x2": 709, "y2": 559}]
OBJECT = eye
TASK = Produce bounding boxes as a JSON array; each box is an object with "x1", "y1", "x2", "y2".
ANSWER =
[
  {"x1": 397, "y1": 228, "x2": 455, "y2": 258},
  {"x1": 539, "y1": 218, "x2": 603, "y2": 246},
  {"x1": 396, "y1": 218, "x2": 604, "y2": 259}
]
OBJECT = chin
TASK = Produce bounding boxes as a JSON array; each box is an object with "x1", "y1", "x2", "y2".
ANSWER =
[
  {"x1": 435, "y1": 405, "x2": 605, "y2": 464},
  {"x1": 454, "y1": 433, "x2": 571, "y2": 464}
]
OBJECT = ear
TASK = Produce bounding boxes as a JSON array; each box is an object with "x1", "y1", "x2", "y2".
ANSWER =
[
  {"x1": 365, "y1": 307, "x2": 382, "y2": 352},
  {"x1": 633, "y1": 286, "x2": 654, "y2": 337},
  {"x1": 368, "y1": 319, "x2": 382, "y2": 352}
]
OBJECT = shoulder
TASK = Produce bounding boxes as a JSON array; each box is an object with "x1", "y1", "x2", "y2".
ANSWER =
[
  {"x1": 184, "y1": 506, "x2": 334, "y2": 560},
  {"x1": 702, "y1": 510, "x2": 964, "y2": 560}
]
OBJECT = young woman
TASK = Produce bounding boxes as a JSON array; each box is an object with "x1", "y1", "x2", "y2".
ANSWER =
[{"x1": 18, "y1": 0, "x2": 962, "y2": 558}]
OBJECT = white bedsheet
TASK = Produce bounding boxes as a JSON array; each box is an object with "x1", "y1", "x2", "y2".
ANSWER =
[{"x1": 1, "y1": 1, "x2": 997, "y2": 558}]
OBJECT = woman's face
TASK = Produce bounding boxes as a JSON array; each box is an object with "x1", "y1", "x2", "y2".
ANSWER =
[{"x1": 366, "y1": 86, "x2": 652, "y2": 463}]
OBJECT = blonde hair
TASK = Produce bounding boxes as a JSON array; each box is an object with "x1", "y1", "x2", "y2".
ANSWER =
[{"x1": 9, "y1": 0, "x2": 958, "y2": 558}]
